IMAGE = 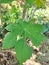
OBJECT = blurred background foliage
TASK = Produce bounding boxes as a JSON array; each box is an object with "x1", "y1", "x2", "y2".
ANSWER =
[
  {"x1": 0, "y1": 0, "x2": 49, "y2": 37},
  {"x1": 0, "y1": 0, "x2": 49, "y2": 23}
]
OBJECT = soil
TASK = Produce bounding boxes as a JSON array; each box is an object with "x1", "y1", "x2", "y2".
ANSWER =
[
  {"x1": 0, "y1": 37, "x2": 19, "y2": 65},
  {"x1": 23, "y1": 41, "x2": 49, "y2": 65}
]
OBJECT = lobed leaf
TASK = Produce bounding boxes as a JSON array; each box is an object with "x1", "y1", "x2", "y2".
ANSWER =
[
  {"x1": 2, "y1": 19, "x2": 46, "y2": 65},
  {"x1": 15, "y1": 38, "x2": 33, "y2": 65}
]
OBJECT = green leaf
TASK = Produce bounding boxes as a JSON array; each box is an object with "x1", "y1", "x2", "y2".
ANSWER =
[
  {"x1": 26, "y1": 0, "x2": 34, "y2": 6},
  {"x1": 2, "y1": 32, "x2": 17, "y2": 49},
  {"x1": 25, "y1": 21, "x2": 46, "y2": 46},
  {"x1": 2, "y1": 22, "x2": 25, "y2": 49},
  {"x1": 2, "y1": 19, "x2": 46, "y2": 65},
  {"x1": 5, "y1": 19, "x2": 27, "y2": 33},
  {"x1": 26, "y1": 0, "x2": 46, "y2": 7},
  {"x1": 5, "y1": 23, "x2": 18, "y2": 31},
  {"x1": 2, "y1": 19, "x2": 27, "y2": 49},
  {"x1": 34, "y1": 0, "x2": 46, "y2": 8},
  {"x1": 15, "y1": 38, "x2": 33, "y2": 65},
  {"x1": 0, "y1": 0, "x2": 14, "y2": 3}
]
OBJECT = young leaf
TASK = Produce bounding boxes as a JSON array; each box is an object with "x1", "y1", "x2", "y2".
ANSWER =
[
  {"x1": 15, "y1": 38, "x2": 33, "y2": 65},
  {"x1": 25, "y1": 21, "x2": 46, "y2": 46},
  {"x1": 2, "y1": 32, "x2": 17, "y2": 49},
  {"x1": 2, "y1": 19, "x2": 46, "y2": 65}
]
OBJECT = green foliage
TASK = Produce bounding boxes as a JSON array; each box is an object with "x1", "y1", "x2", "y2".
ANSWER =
[
  {"x1": 1, "y1": 7, "x2": 9, "y2": 23},
  {"x1": 26, "y1": 0, "x2": 34, "y2": 6},
  {"x1": 0, "y1": 0, "x2": 46, "y2": 8},
  {"x1": 2, "y1": 32, "x2": 16, "y2": 49},
  {"x1": 0, "y1": 0, "x2": 14, "y2": 3},
  {"x1": 34, "y1": 0, "x2": 46, "y2": 8},
  {"x1": 26, "y1": 0, "x2": 46, "y2": 8},
  {"x1": 15, "y1": 38, "x2": 33, "y2": 65},
  {"x1": 2, "y1": 19, "x2": 46, "y2": 65},
  {"x1": 2, "y1": 5, "x2": 21, "y2": 23}
]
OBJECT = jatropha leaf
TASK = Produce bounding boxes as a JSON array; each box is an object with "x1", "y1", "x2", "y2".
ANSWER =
[
  {"x1": 2, "y1": 32, "x2": 17, "y2": 49},
  {"x1": 15, "y1": 38, "x2": 33, "y2": 65},
  {"x1": 2, "y1": 21, "x2": 25, "y2": 49},
  {"x1": 2, "y1": 19, "x2": 46, "y2": 65},
  {"x1": 2, "y1": 19, "x2": 27, "y2": 49},
  {"x1": 25, "y1": 20, "x2": 46, "y2": 46}
]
